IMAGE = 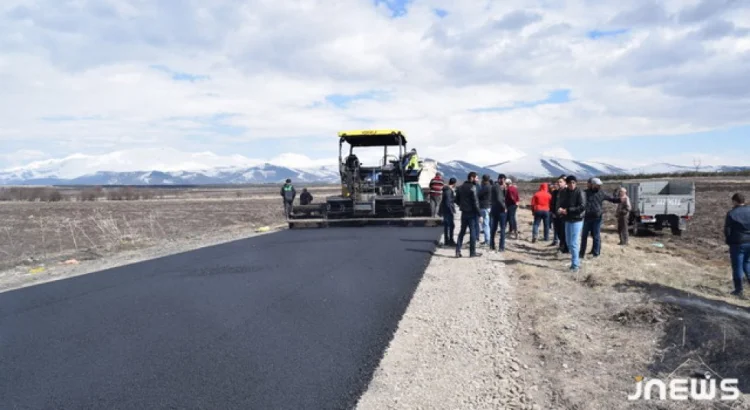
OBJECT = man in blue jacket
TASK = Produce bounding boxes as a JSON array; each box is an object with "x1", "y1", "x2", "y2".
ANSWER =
[{"x1": 725, "y1": 193, "x2": 750, "y2": 297}]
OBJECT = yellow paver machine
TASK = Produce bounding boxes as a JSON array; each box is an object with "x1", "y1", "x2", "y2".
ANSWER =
[{"x1": 289, "y1": 129, "x2": 442, "y2": 228}]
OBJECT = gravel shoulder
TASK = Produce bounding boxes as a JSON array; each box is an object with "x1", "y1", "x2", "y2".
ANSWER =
[{"x1": 356, "y1": 213, "x2": 540, "y2": 410}]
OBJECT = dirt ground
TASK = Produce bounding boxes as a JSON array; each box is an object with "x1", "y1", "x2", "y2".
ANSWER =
[{"x1": 0, "y1": 186, "x2": 339, "y2": 292}]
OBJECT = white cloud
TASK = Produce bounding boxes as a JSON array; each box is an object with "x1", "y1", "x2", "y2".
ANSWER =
[{"x1": 1, "y1": 0, "x2": 749, "y2": 171}]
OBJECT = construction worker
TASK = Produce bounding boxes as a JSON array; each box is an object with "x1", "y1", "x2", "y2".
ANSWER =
[
  {"x1": 403, "y1": 148, "x2": 419, "y2": 170},
  {"x1": 300, "y1": 188, "x2": 313, "y2": 205},
  {"x1": 429, "y1": 172, "x2": 445, "y2": 217},
  {"x1": 280, "y1": 178, "x2": 296, "y2": 218},
  {"x1": 455, "y1": 172, "x2": 481, "y2": 258}
]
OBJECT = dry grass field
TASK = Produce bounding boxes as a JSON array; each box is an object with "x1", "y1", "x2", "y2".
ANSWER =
[{"x1": 0, "y1": 185, "x2": 339, "y2": 272}]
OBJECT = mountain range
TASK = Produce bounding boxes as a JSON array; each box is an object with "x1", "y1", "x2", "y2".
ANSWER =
[{"x1": 0, "y1": 151, "x2": 747, "y2": 186}]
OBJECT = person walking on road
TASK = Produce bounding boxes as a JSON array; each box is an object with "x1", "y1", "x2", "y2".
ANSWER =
[
  {"x1": 300, "y1": 188, "x2": 313, "y2": 205},
  {"x1": 280, "y1": 178, "x2": 296, "y2": 218},
  {"x1": 616, "y1": 187, "x2": 632, "y2": 246},
  {"x1": 557, "y1": 175, "x2": 586, "y2": 272},
  {"x1": 440, "y1": 177, "x2": 458, "y2": 246},
  {"x1": 490, "y1": 174, "x2": 508, "y2": 252},
  {"x1": 455, "y1": 172, "x2": 482, "y2": 258},
  {"x1": 429, "y1": 172, "x2": 445, "y2": 217},
  {"x1": 506, "y1": 179, "x2": 520, "y2": 239},
  {"x1": 580, "y1": 178, "x2": 620, "y2": 259},
  {"x1": 725, "y1": 193, "x2": 750, "y2": 297},
  {"x1": 531, "y1": 183, "x2": 552, "y2": 243},
  {"x1": 478, "y1": 174, "x2": 492, "y2": 246}
]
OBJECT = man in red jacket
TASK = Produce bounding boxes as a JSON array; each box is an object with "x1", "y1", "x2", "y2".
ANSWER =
[{"x1": 530, "y1": 182, "x2": 552, "y2": 242}]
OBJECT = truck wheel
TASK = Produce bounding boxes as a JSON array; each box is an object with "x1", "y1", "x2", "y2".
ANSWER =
[
  {"x1": 669, "y1": 216, "x2": 681, "y2": 236},
  {"x1": 630, "y1": 223, "x2": 640, "y2": 237}
]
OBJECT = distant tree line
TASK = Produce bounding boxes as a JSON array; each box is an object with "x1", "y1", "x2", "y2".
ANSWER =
[
  {"x1": 0, "y1": 186, "x2": 160, "y2": 202},
  {"x1": 527, "y1": 169, "x2": 750, "y2": 183}
]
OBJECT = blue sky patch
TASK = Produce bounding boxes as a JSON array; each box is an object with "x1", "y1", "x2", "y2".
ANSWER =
[
  {"x1": 586, "y1": 28, "x2": 629, "y2": 39},
  {"x1": 373, "y1": 0, "x2": 411, "y2": 17},
  {"x1": 323, "y1": 90, "x2": 390, "y2": 108},
  {"x1": 469, "y1": 89, "x2": 571, "y2": 112},
  {"x1": 41, "y1": 115, "x2": 101, "y2": 122},
  {"x1": 150, "y1": 64, "x2": 210, "y2": 82},
  {"x1": 434, "y1": 8, "x2": 448, "y2": 18}
]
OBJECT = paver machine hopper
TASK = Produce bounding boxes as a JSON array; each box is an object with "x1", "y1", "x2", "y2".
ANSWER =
[{"x1": 289, "y1": 129, "x2": 441, "y2": 228}]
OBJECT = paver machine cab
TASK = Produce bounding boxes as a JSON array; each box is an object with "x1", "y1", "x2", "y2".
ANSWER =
[{"x1": 289, "y1": 129, "x2": 441, "y2": 228}]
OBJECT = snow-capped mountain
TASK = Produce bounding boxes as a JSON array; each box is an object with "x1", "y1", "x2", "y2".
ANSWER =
[
  {"x1": 1, "y1": 150, "x2": 747, "y2": 185},
  {"x1": 488, "y1": 155, "x2": 629, "y2": 180}
]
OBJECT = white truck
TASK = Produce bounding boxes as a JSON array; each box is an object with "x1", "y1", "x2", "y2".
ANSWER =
[{"x1": 620, "y1": 180, "x2": 696, "y2": 236}]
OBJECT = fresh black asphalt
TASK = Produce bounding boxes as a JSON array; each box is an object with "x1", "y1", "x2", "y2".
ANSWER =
[{"x1": 0, "y1": 226, "x2": 440, "y2": 410}]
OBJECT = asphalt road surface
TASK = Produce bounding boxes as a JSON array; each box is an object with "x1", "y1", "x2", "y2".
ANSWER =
[{"x1": 0, "y1": 226, "x2": 440, "y2": 410}]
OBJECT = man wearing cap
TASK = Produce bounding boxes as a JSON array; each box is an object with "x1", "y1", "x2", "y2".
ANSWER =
[
  {"x1": 580, "y1": 177, "x2": 620, "y2": 259},
  {"x1": 557, "y1": 175, "x2": 587, "y2": 272}
]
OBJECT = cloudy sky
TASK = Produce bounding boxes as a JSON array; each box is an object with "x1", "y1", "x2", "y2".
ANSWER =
[{"x1": 1, "y1": 0, "x2": 749, "y2": 172}]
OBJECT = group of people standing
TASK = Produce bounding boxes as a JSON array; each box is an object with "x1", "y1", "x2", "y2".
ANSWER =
[
  {"x1": 432, "y1": 172, "x2": 520, "y2": 258},
  {"x1": 437, "y1": 172, "x2": 633, "y2": 273}
]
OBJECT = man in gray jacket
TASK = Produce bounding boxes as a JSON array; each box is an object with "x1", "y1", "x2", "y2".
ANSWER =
[{"x1": 726, "y1": 193, "x2": 750, "y2": 297}]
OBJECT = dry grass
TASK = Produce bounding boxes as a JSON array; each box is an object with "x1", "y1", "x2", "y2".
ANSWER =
[
  {"x1": 0, "y1": 185, "x2": 339, "y2": 270},
  {"x1": 506, "y1": 208, "x2": 750, "y2": 409}
]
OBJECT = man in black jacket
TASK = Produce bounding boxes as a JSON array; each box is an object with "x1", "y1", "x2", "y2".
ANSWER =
[
  {"x1": 726, "y1": 193, "x2": 750, "y2": 296},
  {"x1": 580, "y1": 178, "x2": 620, "y2": 259},
  {"x1": 557, "y1": 175, "x2": 586, "y2": 272},
  {"x1": 454, "y1": 172, "x2": 481, "y2": 258},
  {"x1": 440, "y1": 177, "x2": 458, "y2": 246},
  {"x1": 550, "y1": 176, "x2": 568, "y2": 253},
  {"x1": 490, "y1": 174, "x2": 508, "y2": 251}
]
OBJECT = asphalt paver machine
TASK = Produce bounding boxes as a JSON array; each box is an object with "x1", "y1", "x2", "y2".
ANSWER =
[{"x1": 289, "y1": 129, "x2": 441, "y2": 228}]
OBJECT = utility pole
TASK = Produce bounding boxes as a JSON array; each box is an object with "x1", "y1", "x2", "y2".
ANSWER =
[{"x1": 693, "y1": 158, "x2": 702, "y2": 172}]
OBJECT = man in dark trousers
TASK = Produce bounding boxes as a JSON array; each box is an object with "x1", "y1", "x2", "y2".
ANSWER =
[
  {"x1": 300, "y1": 188, "x2": 313, "y2": 205},
  {"x1": 505, "y1": 179, "x2": 520, "y2": 239},
  {"x1": 580, "y1": 177, "x2": 620, "y2": 259},
  {"x1": 455, "y1": 172, "x2": 481, "y2": 258},
  {"x1": 280, "y1": 178, "x2": 296, "y2": 218},
  {"x1": 490, "y1": 173, "x2": 508, "y2": 252},
  {"x1": 550, "y1": 176, "x2": 568, "y2": 252},
  {"x1": 557, "y1": 175, "x2": 586, "y2": 272},
  {"x1": 478, "y1": 174, "x2": 492, "y2": 246},
  {"x1": 439, "y1": 177, "x2": 457, "y2": 246},
  {"x1": 725, "y1": 193, "x2": 750, "y2": 297},
  {"x1": 429, "y1": 172, "x2": 445, "y2": 217}
]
